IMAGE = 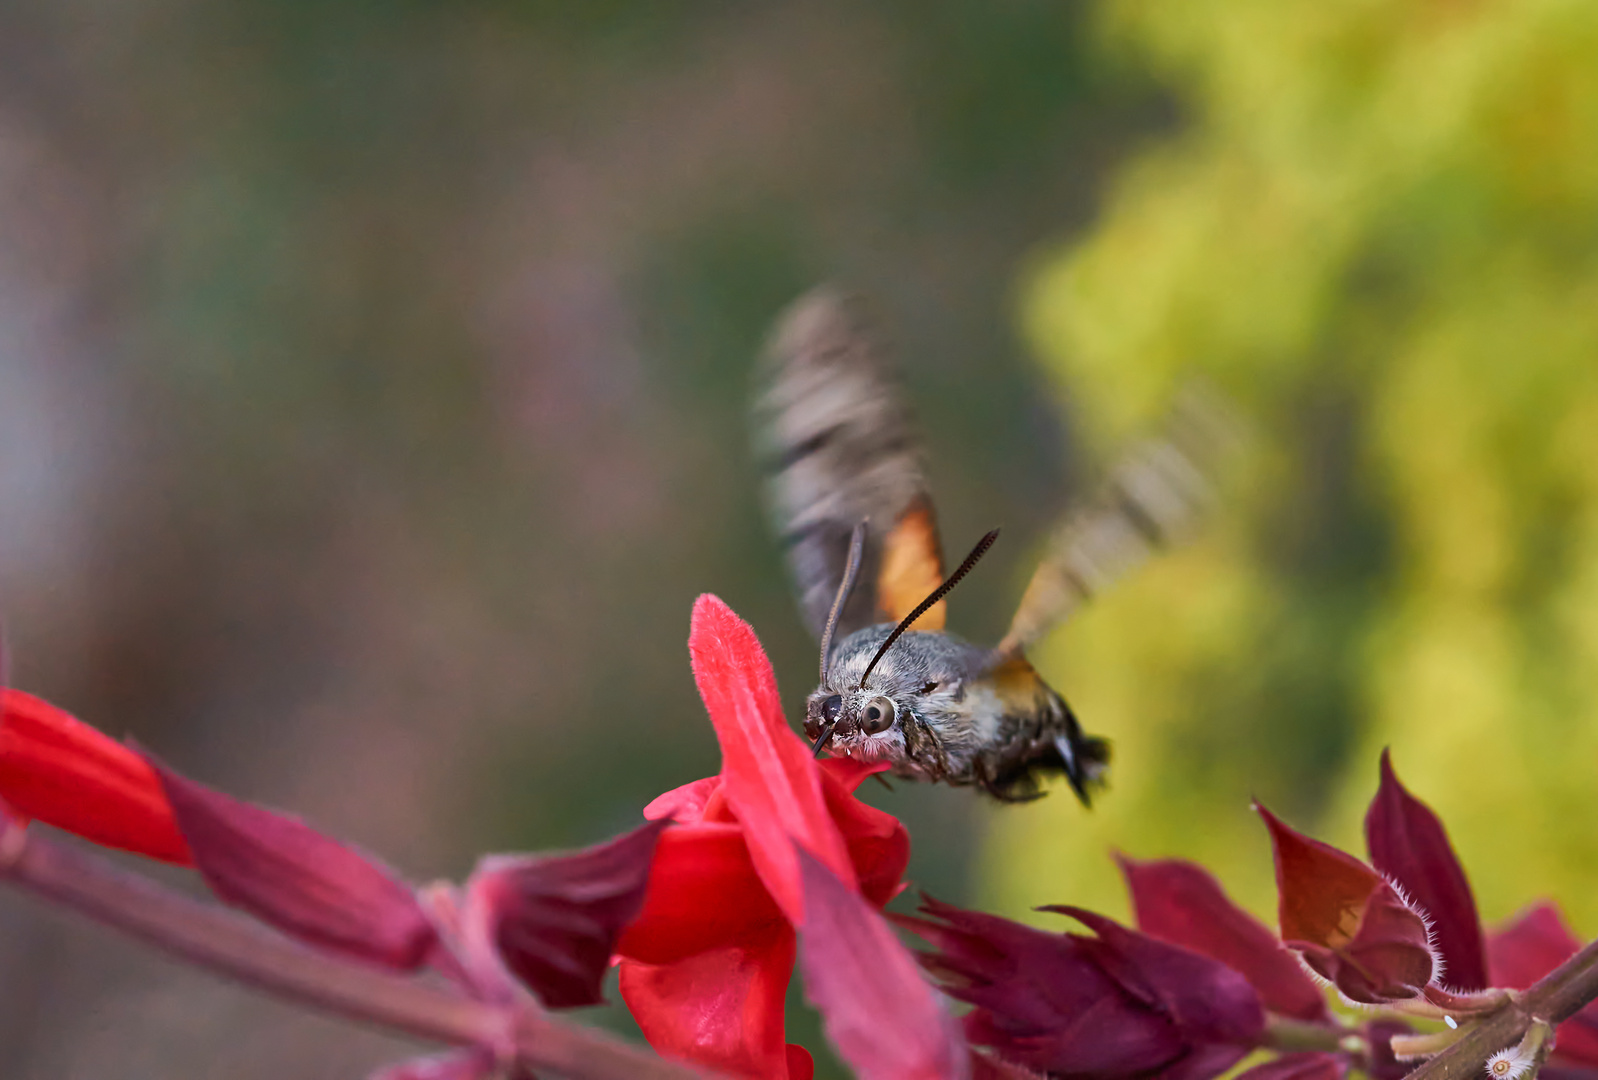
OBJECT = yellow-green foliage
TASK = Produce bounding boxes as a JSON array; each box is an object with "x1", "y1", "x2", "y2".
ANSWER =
[{"x1": 987, "y1": 0, "x2": 1598, "y2": 936}]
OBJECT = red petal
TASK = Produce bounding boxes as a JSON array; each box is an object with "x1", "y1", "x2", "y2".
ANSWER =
[
  {"x1": 786, "y1": 1046, "x2": 815, "y2": 1080},
  {"x1": 1234, "y1": 1052, "x2": 1346, "y2": 1080},
  {"x1": 616, "y1": 821, "x2": 785, "y2": 964},
  {"x1": 150, "y1": 756, "x2": 435, "y2": 969},
  {"x1": 1364, "y1": 751, "x2": 1487, "y2": 990},
  {"x1": 644, "y1": 776, "x2": 722, "y2": 822},
  {"x1": 1489, "y1": 904, "x2": 1598, "y2": 1065},
  {"x1": 796, "y1": 849, "x2": 967, "y2": 1080},
  {"x1": 1118, "y1": 854, "x2": 1330, "y2": 1022},
  {"x1": 0, "y1": 690, "x2": 190, "y2": 864},
  {"x1": 818, "y1": 764, "x2": 910, "y2": 908},
  {"x1": 689, "y1": 595, "x2": 854, "y2": 920},
  {"x1": 465, "y1": 818, "x2": 667, "y2": 1008},
  {"x1": 618, "y1": 928, "x2": 799, "y2": 1080},
  {"x1": 1552, "y1": 1032, "x2": 1598, "y2": 1073},
  {"x1": 1540, "y1": 1066, "x2": 1598, "y2": 1080},
  {"x1": 818, "y1": 757, "x2": 892, "y2": 793},
  {"x1": 1488, "y1": 902, "x2": 1581, "y2": 989},
  {"x1": 1256, "y1": 802, "x2": 1381, "y2": 947}
]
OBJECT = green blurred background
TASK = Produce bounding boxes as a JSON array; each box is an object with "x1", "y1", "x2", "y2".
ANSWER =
[{"x1": 1, "y1": 1, "x2": 1595, "y2": 1077}]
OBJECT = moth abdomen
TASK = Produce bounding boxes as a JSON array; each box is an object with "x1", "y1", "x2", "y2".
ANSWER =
[
  {"x1": 977, "y1": 699, "x2": 1110, "y2": 804},
  {"x1": 974, "y1": 655, "x2": 1109, "y2": 804}
]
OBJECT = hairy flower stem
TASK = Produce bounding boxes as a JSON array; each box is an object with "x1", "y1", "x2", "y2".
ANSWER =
[
  {"x1": 1408, "y1": 943, "x2": 1598, "y2": 1080},
  {"x1": 0, "y1": 826, "x2": 707, "y2": 1080}
]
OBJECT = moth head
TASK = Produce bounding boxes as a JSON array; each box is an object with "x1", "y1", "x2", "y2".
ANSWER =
[
  {"x1": 808, "y1": 527, "x2": 999, "y2": 757},
  {"x1": 803, "y1": 685, "x2": 899, "y2": 743}
]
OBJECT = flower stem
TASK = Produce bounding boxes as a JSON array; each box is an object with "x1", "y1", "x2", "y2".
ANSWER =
[
  {"x1": 1405, "y1": 942, "x2": 1598, "y2": 1080},
  {"x1": 1424, "y1": 986, "x2": 1515, "y2": 1015},
  {"x1": 0, "y1": 824, "x2": 705, "y2": 1080},
  {"x1": 1264, "y1": 1015, "x2": 1355, "y2": 1053},
  {"x1": 1392, "y1": 1029, "x2": 1464, "y2": 1061},
  {"x1": 1510, "y1": 1019, "x2": 1556, "y2": 1080}
]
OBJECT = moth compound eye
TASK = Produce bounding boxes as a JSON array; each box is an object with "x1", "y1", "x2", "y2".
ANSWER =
[
  {"x1": 821, "y1": 694, "x2": 843, "y2": 723},
  {"x1": 862, "y1": 696, "x2": 896, "y2": 735}
]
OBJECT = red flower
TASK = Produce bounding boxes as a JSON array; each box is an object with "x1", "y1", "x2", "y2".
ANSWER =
[
  {"x1": 615, "y1": 595, "x2": 911, "y2": 1080},
  {"x1": 1, "y1": 688, "x2": 663, "y2": 996},
  {"x1": 0, "y1": 689, "x2": 441, "y2": 968},
  {"x1": 0, "y1": 688, "x2": 191, "y2": 864}
]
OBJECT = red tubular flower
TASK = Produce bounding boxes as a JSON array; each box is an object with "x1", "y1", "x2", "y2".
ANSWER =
[
  {"x1": 615, "y1": 595, "x2": 911, "y2": 1080},
  {"x1": 2, "y1": 689, "x2": 660, "y2": 992},
  {"x1": 0, "y1": 689, "x2": 191, "y2": 864},
  {"x1": 151, "y1": 755, "x2": 439, "y2": 971},
  {"x1": 0, "y1": 690, "x2": 439, "y2": 969}
]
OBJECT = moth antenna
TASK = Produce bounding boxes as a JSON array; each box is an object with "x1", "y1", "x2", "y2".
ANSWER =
[
  {"x1": 858, "y1": 528, "x2": 1000, "y2": 687},
  {"x1": 818, "y1": 522, "x2": 869, "y2": 683}
]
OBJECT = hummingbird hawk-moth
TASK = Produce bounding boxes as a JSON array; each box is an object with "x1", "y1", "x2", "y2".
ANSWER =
[{"x1": 753, "y1": 287, "x2": 1230, "y2": 804}]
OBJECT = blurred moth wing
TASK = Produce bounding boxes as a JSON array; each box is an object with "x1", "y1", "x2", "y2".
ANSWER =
[
  {"x1": 994, "y1": 386, "x2": 1240, "y2": 659},
  {"x1": 753, "y1": 287, "x2": 948, "y2": 644}
]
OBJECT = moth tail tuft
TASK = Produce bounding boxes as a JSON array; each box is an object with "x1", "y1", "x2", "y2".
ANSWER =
[{"x1": 1060, "y1": 730, "x2": 1111, "y2": 808}]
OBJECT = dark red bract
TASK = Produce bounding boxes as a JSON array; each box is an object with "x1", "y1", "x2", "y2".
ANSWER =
[
  {"x1": 903, "y1": 896, "x2": 1265, "y2": 1080},
  {"x1": 461, "y1": 818, "x2": 668, "y2": 1008},
  {"x1": 1118, "y1": 854, "x2": 1330, "y2": 1023},
  {"x1": 1365, "y1": 749, "x2": 1487, "y2": 991},
  {"x1": 1257, "y1": 800, "x2": 1437, "y2": 1004},
  {"x1": 907, "y1": 752, "x2": 1598, "y2": 1080}
]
